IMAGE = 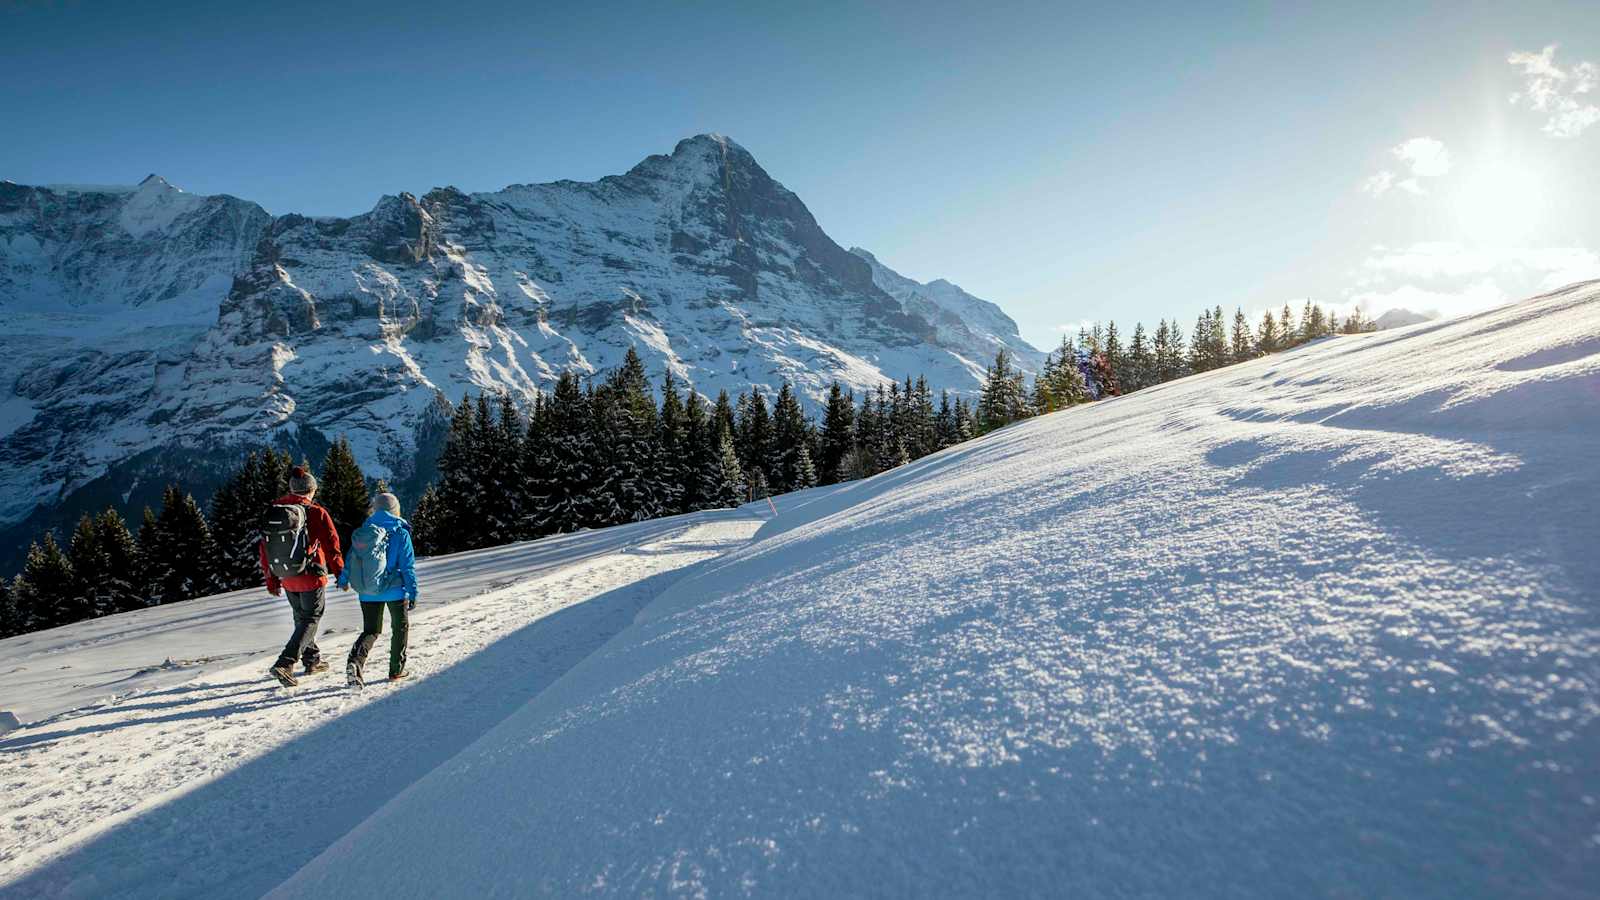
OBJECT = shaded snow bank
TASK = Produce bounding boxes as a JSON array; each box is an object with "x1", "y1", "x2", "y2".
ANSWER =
[{"x1": 280, "y1": 283, "x2": 1600, "y2": 898}]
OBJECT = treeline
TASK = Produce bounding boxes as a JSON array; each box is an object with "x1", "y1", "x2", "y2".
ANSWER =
[
  {"x1": 0, "y1": 439, "x2": 372, "y2": 638},
  {"x1": 0, "y1": 300, "x2": 1370, "y2": 638}
]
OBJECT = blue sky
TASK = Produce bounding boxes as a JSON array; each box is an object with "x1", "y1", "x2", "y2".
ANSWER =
[{"x1": 4, "y1": 0, "x2": 1596, "y2": 347}]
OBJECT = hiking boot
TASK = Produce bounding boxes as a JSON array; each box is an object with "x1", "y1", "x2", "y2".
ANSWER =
[
  {"x1": 346, "y1": 662, "x2": 364, "y2": 688},
  {"x1": 387, "y1": 670, "x2": 410, "y2": 682},
  {"x1": 303, "y1": 660, "x2": 330, "y2": 676},
  {"x1": 269, "y1": 664, "x2": 299, "y2": 687}
]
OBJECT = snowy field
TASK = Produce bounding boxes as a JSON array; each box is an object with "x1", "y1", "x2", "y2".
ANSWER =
[{"x1": 4, "y1": 283, "x2": 1600, "y2": 897}]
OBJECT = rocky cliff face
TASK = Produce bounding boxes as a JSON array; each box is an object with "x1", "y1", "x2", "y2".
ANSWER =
[{"x1": 0, "y1": 134, "x2": 1040, "y2": 560}]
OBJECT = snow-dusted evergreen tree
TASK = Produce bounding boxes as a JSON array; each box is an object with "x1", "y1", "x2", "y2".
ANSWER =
[
  {"x1": 747, "y1": 467, "x2": 770, "y2": 502},
  {"x1": 17, "y1": 533, "x2": 76, "y2": 630},
  {"x1": 1231, "y1": 307, "x2": 1254, "y2": 363},
  {"x1": 209, "y1": 452, "x2": 262, "y2": 591},
  {"x1": 92, "y1": 508, "x2": 142, "y2": 612},
  {"x1": 434, "y1": 395, "x2": 484, "y2": 553},
  {"x1": 320, "y1": 436, "x2": 369, "y2": 551},
  {"x1": 978, "y1": 348, "x2": 1029, "y2": 433},
  {"x1": 66, "y1": 514, "x2": 112, "y2": 620},
  {"x1": 1104, "y1": 321, "x2": 1123, "y2": 378},
  {"x1": 853, "y1": 387, "x2": 883, "y2": 477},
  {"x1": 1280, "y1": 303, "x2": 1298, "y2": 348},
  {"x1": 954, "y1": 396, "x2": 977, "y2": 442},
  {"x1": 735, "y1": 388, "x2": 772, "y2": 484},
  {"x1": 819, "y1": 381, "x2": 855, "y2": 484},
  {"x1": 1034, "y1": 334, "x2": 1092, "y2": 412},
  {"x1": 482, "y1": 392, "x2": 525, "y2": 542},
  {"x1": 910, "y1": 376, "x2": 937, "y2": 459},
  {"x1": 526, "y1": 371, "x2": 595, "y2": 535},
  {"x1": 589, "y1": 347, "x2": 667, "y2": 526},
  {"x1": 658, "y1": 371, "x2": 689, "y2": 514},
  {"x1": 0, "y1": 577, "x2": 18, "y2": 638},
  {"x1": 709, "y1": 424, "x2": 746, "y2": 508},
  {"x1": 934, "y1": 390, "x2": 958, "y2": 450},
  {"x1": 1125, "y1": 322, "x2": 1153, "y2": 392},
  {"x1": 1302, "y1": 300, "x2": 1324, "y2": 342},
  {"x1": 148, "y1": 485, "x2": 219, "y2": 604},
  {"x1": 1257, "y1": 308, "x2": 1281, "y2": 355},
  {"x1": 769, "y1": 382, "x2": 810, "y2": 493},
  {"x1": 410, "y1": 485, "x2": 443, "y2": 556}
]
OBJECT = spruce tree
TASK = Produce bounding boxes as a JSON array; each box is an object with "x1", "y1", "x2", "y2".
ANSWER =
[
  {"x1": 320, "y1": 436, "x2": 370, "y2": 551},
  {"x1": 934, "y1": 389, "x2": 958, "y2": 450},
  {"x1": 94, "y1": 508, "x2": 142, "y2": 611},
  {"x1": 679, "y1": 389, "x2": 711, "y2": 512},
  {"x1": 978, "y1": 348, "x2": 1023, "y2": 432},
  {"x1": 0, "y1": 577, "x2": 19, "y2": 638},
  {"x1": 20, "y1": 533, "x2": 77, "y2": 630},
  {"x1": 1104, "y1": 321, "x2": 1123, "y2": 377},
  {"x1": 209, "y1": 452, "x2": 261, "y2": 591},
  {"x1": 530, "y1": 371, "x2": 597, "y2": 535},
  {"x1": 911, "y1": 376, "x2": 937, "y2": 459},
  {"x1": 590, "y1": 348, "x2": 666, "y2": 526},
  {"x1": 711, "y1": 426, "x2": 746, "y2": 507},
  {"x1": 1125, "y1": 323, "x2": 1152, "y2": 392},
  {"x1": 67, "y1": 514, "x2": 111, "y2": 620},
  {"x1": 1257, "y1": 309, "x2": 1280, "y2": 355},
  {"x1": 434, "y1": 394, "x2": 483, "y2": 553},
  {"x1": 411, "y1": 485, "x2": 443, "y2": 556},
  {"x1": 148, "y1": 486, "x2": 219, "y2": 604},
  {"x1": 519, "y1": 390, "x2": 551, "y2": 538},
  {"x1": 1231, "y1": 307, "x2": 1253, "y2": 363},
  {"x1": 481, "y1": 392, "x2": 525, "y2": 543},
  {"x1": 735, "y1": 389, "x2": 771, "y2": 482},
  {"x1": 770, "y1": 382, "x2": 809, "y2": 494},
  {"x1": 819, "y1": 382, "x2": 855, "y2": 484},
  {"x1": 659, "y1": 371, "x2": 689, "y2": 514},
  {"x1": 135, "y1": 506, "x2": 163, "y2": 603}
]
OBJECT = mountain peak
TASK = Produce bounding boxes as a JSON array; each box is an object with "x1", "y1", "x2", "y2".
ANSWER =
[{"x1": 138, "y1": 174, "x2": 175, "y2": 190}]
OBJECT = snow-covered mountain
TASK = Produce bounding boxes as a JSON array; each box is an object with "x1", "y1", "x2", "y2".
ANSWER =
[
  {"x1": 1373, "y1": 307, "x2": 1435, "y2": 329},
  {"x1": 0, "y1": 135, "x2": 1041, "y2": 558}
]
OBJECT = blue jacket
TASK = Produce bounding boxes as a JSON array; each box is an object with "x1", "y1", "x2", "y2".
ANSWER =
[{"x1": 337, "y1": 511, "x2": 418, "y2": 603}]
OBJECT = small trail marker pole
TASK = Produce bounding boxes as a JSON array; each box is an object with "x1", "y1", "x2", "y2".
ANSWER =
[{"x1": 766, "y1": 495, "x2": 779, "y2": 517}]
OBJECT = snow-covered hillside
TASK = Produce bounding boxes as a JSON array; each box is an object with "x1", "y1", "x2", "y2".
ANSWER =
[
  {"x1": 2, "y1": 283, "x2": 1595, "y2": 897},
  {"x1": 0, "y1": 136, "x2": 1040, "y2": 556}
]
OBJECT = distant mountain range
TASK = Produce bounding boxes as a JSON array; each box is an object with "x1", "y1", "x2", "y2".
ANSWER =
[
  {"x1": 1373, "y1": 308, "x2": 1435, "y2": 330},
  {"x1": 0, "y1": 135, "x2": 1040, "y2": 563}
]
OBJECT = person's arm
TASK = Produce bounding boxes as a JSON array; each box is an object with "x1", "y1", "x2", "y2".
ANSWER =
[
  {"x1": 395, "y1": 528, "x2": 418, "y2": 607},
  {"x1": 259, "y1": 538, "x2": 280, "y2": 595},
  {"x1": 317, "y1": 507, "x2": 344, "y2": 576}
]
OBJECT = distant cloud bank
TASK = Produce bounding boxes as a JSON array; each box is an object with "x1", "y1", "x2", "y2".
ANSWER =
[{"x1": 1362, "y1": 136, "x2": 1450, "y2": 196}]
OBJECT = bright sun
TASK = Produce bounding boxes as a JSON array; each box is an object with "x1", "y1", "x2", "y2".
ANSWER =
[{"x1": 1453, "y1": 161, "x2": 1544, "y2": 243}]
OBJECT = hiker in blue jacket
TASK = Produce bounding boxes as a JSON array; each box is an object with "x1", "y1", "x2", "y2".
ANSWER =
[{"x1": 338, "y1": 492, "x2": 419, "y2": 686}]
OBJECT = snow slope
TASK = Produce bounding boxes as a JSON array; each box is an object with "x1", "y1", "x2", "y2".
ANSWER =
[
  {"x1": 0, "y1": 509, "x2": 765, "y2": 896},
  {"x1": 272, "y1": 282, "x2": 1600, "y2": 897}
]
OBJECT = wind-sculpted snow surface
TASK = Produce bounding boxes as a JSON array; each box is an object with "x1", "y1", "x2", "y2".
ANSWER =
[{"x1": 279, "y1": 283, "x2": 1600, "y2": 898}]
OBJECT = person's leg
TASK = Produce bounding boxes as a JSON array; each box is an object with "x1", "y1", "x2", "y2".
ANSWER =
[
  {"x1": 276, "y1": 591, "x2": 312, "y2": 669},
  {"x1": 387, "y1": 600, "x2": 409, "y2": 678},
  {"x1": 347, "y1": 601, "x2": 384, "y2": 675},
  {"x1": 297, "y1": 587, "x2": 327, "y2": 667}
]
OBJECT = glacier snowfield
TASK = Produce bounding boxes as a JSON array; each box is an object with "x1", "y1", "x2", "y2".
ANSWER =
[{"x1": 3, "y1": 283, "x2": 1599, "y2": 897}]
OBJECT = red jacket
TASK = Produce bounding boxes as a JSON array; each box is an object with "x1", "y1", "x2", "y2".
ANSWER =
[{"x1": 260, "y1": 494, "x2": 344, "y2": 593}]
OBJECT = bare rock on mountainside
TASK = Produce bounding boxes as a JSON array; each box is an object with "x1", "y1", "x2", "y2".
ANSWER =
[{"x1": 0, "y1": 135, "x2": 1041, "y2": 564}]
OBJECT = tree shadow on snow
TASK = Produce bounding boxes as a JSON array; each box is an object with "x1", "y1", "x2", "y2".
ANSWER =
[{"x1": 4, "y1": 564, "x2": 706, "y2": 900}]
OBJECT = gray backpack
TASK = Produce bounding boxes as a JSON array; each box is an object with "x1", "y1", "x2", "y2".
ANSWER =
[{"x1": 261, "y1": 503, "x2": 313, "y2": 578}]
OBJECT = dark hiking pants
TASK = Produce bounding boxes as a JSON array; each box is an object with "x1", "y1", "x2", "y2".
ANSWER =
[
  {"x1": 275, "y1": 587, "x2": 326, "y2": 669},
  {"x1": 347, "y1": 600, "x2": 409, "y2": 678}
]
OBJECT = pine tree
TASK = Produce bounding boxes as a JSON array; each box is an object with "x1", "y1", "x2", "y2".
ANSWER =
[
  {"x1": 678, "y1": 389, "x2": 711, "y2": 512},
  {"x1": 411, "y1": 485, "x2": 443, "y2": 556},
  {"x1": 735, "y1": 388, "x2": 772, "y2": 483},
  {"x1": 519, "y1": 390, "x2": 551, "y2": 538},
  {"x1": 320, "y1": 436, "x2": 369, "y2": 551},
  {"x1": 0, "y1": 577, "x2": 19, "y2": 638},
  {"x1": 434, "y1": 394, "x2": 483, "y2": 553},
  {"x1": 480, "y1": 392, "x2": 525, "y2": 543},
  {"x1": 67, "y1": 514, "x2": 111, "y2": 620},
  {"x1": 135, "y1": 506, "x2": 162, "y2": 603},
  {"x1": 148, "y1": 486, "x2": 219, "y2": 604},
  {"x1": 590, "y1": 348, "x2": 667, "y2": 526},
  {"x1": 910, "y1": 376, "x2": 936, "y2": 459},
  {"x1": 209, "y1": 452, "x2": 261, "y2": 591},
  {"x1": 954, "y1": 397, "x2": 976, "y2": 443},
  {"x1": 770, "y1": 382, "x2": 809, "y2": 493},
  {"x1": 94, "y1": 508, "x2": 142, "y2": 612},
  {"x1": 747, "y1": 467, "x2": 770, "y2": 501},
  {"x1": 708, "y1": 423, "x2": 746, "y2": 508},
  {"x1": 978, "y1": 348, "x2": 1027, "y2": 432},
  {"x1": 658, "y1": 371, "x2": 689, "y2": 514},
  {"x1": 530, "y1": 371, "x2": 597, "y2": 535},
  {"x1": 1257, "y1": 309, "x2": 1280, "y2": 355},
  {"x1": 1103, "y1": 321, "x2": 1123, "y2": 378},
  {"x1": 819, "y1": 382, "x2": 855, "y2": 484},
  {"x1": 934, "y1": 389, "x2": 958, "y2": 450},
  {"x1": 1125, "y1": 322, "x2": 1153, "y2": 392},
  {"x1": 1280, "y1": 303, "x2": 1298, "y2": 348},
  {"x1": 20, "y1": 533, "x2": 77, "y2": 630},
  {"x1": 1230, "y1": 307, "x2": 1253, "y2": 363}
]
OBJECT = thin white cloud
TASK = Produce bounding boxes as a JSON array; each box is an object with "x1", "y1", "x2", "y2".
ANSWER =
[
  {"x1": 1508, "y1": 44, "x2": 1600, "y2": 138},
  {"x1": 1394, "y1": 137, "x2": 1451, "y2": 177},
  {"x1": 1347, "y1": 281, "x2": 1508, "y2": 319},
  {"x1": 1362, "y1": 137, "x2": 1449, "y2": 197},
  {"x1": 1362, "y1": 170, "x2": 1396, "y2": 196}
]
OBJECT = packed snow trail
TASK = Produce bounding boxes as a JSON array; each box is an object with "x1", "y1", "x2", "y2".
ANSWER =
[
  {"x1": 0, "y1": 511, "x2": 727, "y2": 726},
  {"x1": 279, "y1": 284, "x2": 1600, "y2": 898},
  {"x1": 0, "y1": 513, "x2": 761, "y2": 898}
]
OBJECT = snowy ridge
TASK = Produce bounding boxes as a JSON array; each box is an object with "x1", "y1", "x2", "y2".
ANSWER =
[
  {"x1": 272, "y1": 282, "x2": 1600, "y2": 897},
  {"x1": 0, "y1": 136, "x2": 1040, "y2": 554}
]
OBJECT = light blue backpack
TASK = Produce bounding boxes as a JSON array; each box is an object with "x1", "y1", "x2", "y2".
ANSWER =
[{"x1": 345, "y1": 521, "x2": 391, "y2": 595}]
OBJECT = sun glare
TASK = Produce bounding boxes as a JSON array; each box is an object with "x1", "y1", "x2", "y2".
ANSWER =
[{"x1": 1453, "y1": 161, "x2": 1544, "y2": 243}]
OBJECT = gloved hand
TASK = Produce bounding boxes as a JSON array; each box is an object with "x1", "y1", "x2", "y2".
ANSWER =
[
  {"x1": 268, "y1": 585, "x2": 281, "y2": 597},
  {"x1": 340, "y1": 583, "x2": 350, "y2": 592},
  {"x1": 407, "y1": 597, "x2": 417, "y2": 611}
]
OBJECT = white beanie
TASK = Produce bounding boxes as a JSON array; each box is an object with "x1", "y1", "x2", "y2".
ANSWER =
[{"x1": 372, "y1": 492, "x2": 401, "y2": 516}]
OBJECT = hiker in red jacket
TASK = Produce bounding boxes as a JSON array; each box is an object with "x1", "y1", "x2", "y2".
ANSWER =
[{"x1": 259, "y1": 466, "x2": 344, "y2": 687}]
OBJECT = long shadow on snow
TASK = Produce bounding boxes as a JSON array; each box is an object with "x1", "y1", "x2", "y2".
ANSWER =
[{"x1": 2, "y1": 563, "x2": 706, "y2": 900}]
